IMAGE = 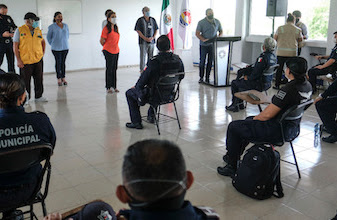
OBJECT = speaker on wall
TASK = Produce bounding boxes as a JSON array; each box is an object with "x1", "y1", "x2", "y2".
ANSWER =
[{"x1": 266, "y1": 0, "x2": 288, "y2": 17}]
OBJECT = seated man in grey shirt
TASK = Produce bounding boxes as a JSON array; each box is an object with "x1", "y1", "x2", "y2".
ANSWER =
[{"x1": 195, "y1": 8, "x2": 222, "y2": 83}]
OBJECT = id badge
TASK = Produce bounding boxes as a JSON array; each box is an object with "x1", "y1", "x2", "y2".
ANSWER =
[{"x1": 148, "y1": 24, "x2": 152, "y2": 29}]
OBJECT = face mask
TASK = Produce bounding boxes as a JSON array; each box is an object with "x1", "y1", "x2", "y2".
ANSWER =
[
  {"x1": 145, "y1": 11, "x2": 150, "y2": 17},
  {"x1": 32, "y1": 21, "x2": 39, "y2": 28},
  {"x1": 111, "y1": 18, "x2": 117, "y2": 24},
  {"x1": 295, "y1": 18, "x2": 299, "y2": 24},
  {"x1": 207, "y1": 15, "x2": 214, "y2": 20}
]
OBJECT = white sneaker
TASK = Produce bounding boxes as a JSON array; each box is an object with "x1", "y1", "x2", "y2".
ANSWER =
[{"x1": 35, "y1": 97, "x2": 48, "y2": 102}]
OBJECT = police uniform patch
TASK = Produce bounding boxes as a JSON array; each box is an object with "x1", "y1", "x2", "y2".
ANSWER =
[{"x1": 276, "y1": 90, "x2": 286, "y2": 100}]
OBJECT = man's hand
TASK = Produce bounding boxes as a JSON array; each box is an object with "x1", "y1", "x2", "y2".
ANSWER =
[
  {"x1": 315, "y1": 55, "x2": 322, "y2": 60},
  {"x1": 202, "y1": 38, "x2": 209, "y2": 42},
  {"x1": 314, "y1": 96, "x2": 323, "y2": 104},
  {"x1": 244, "y1": 75, "x2": 248, "y2": 80},
  {"x1": 314, "y1": 65, "x2": 324, "y2": 70},
  {"x1": 17, "y1": 59, "x2": 24, "y2": 68}
]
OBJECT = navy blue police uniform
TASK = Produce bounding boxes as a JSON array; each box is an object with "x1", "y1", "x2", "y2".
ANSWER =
[
  {"x1": 0, "y1": 14, "x2": 16, "y2": 73},
  {"x1": 0, "y1": 106, "x2": 56, "y2": 207},
  {"x1": 118, "y1": 201, "x2": 216, "y2": 220},
  {"x1": 230, "y1": 51, "x2": 277, "y2": 105},
  {"x1": 225, "y1": 79, "x2": 312, "y2": 168},
  {"x1": 126, "y1": 52, "x2": 184, "y2": 124},
  {"x1": 315, "y1": 80, "x2": 337, "y2": 138},
  {"x1": 308, "y1": 44, "x2": 337, "y2": 92}
]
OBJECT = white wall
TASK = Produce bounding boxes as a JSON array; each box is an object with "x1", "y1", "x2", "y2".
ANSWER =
[{"x1": 2, "y1": 0, "x2": 164, "y2": 73}]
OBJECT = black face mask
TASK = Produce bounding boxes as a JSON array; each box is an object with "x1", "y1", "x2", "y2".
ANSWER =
[
  {"x1": 207, "y1": 15, "x2": 214, "y2": 20},
  {"x1": 295, "y1": 18, "x2": 300, "y2": 24}
]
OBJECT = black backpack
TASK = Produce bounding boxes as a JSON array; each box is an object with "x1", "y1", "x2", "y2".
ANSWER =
[{"x1": 232, "y1": 144, "x2": 284, "y2": 200}]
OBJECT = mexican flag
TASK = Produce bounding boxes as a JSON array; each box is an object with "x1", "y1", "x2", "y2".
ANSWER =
[{"x1": 160, "y1": 0, "x2": 174, "y2": 50}]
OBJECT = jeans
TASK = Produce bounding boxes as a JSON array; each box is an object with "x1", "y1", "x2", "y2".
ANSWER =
[
  {"x1": 199, "y1": 44, "x2": 214, "y2": 80},
  {"x1": 139, "y1": 43, "x2": 154, "y2": 71},
  {"x1": 0, "y1": 41, "x2": 15, "y2": 73},
  {"x1": 316, "y1": 96, "x2": 337, "y2": 135},
  {"x1": 52, "y1": 50, "x2": 68, "y2": 79},
  {"x1": 19, "y1": 59, "x2": 44, "y2": 99},
  {"x1": 103, "y1": 50, "x2": 119, "y2": 89}
]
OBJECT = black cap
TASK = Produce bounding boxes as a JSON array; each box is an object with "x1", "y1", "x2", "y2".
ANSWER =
[
  {"x1": 286, "y1": 57, "x2": 308, "y2": 76},
  {"x1": 24, "y1": 12, "x2": 39, "y2": 21},
  {"x1": 334, "y1": 31, "x2": 337, "y2": 35},
  {"x1": 68, "y1": 201, "x2": 116, "y2": 220}
]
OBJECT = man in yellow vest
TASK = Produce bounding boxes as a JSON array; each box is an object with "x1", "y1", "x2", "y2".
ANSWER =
[{"x1": 13, "y1": 12, "x2": 47, "y2": 102}]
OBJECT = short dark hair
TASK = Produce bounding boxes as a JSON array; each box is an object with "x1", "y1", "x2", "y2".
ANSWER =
[
  {"x1": 0, "y1": 4, "x2": 7, "y2": 9},
  {"x1": 287, "y1": 13, "x2": 295, "y2": 23},
  {"x1": 286, "y1": 57, "x2": 308, "y2": 81},
  {"x1": 122, "y1": 139, "x2": 186, "y2": 201},
  {"x1": 105, "y1": 9, "x2": 112, "y2": 17},
  {"x1": 333, "y1": 31, "x2": 337, "y2": 35},
  {"x1": 53, "y1": 11, "x2": 62, "y2": 23},
  {"x1": 293, "y1": 10, "x2": 301, "y2": 18},
  {"x1": 0, "y1": 73, "x2": 26, "y2": 109},
  {"x1": 156, "y1": 35, "x2": 170, "y2": 52},
  {"x1": 142, "y1": 7, "x2": 149, "y2": 13},
  {"x1": 206, "y1": 8, "x2": 213, "y2": 15}
]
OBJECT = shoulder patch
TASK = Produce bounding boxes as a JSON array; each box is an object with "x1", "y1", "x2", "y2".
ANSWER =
[
  {"x1": 276, "y1": 90, "x2": 287, "y2": 100},
  {"x1": 258, "y1": 57, "x2": 263, "y2": 63}
]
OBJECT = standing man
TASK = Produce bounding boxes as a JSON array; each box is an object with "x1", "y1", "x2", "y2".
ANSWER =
[
  {"x1": 196, "y1": 8, "x2": 222, "y2": 83},
  {"x1": 293, "y1": 10, "x2": 308, "y2": 55},
  {"x1": 13, "y1": 12, "x2": 47, "y2": 102},
  {"x1": 135, "y1": 6, "x2": 158, "y2": 72},
  {"x1": 0, "y1": 4, "x2": 16, "y2": 73}
]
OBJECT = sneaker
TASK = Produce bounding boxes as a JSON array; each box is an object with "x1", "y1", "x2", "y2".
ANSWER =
[
  {"x1": 322, "y1": 134, "x2": 337, "y2": 143},
  {"x1": 217, "y1": 164, "x2": 236, "y2": 177},
  {"x1": 272, "y1": 85, "x2": 280, "y2": 90},
  {"x1": 126, "y1": 122, "x2": 143, "y2": 129},
  {"x1": 226, "y1": 104, "x2": 239, "y2": 112},
  {"x1": 198, "y1": 78, "x2": 204, "y2": 83},
  {"x1": 35, "y1": 97, "x2": 48, "y2": 102}
]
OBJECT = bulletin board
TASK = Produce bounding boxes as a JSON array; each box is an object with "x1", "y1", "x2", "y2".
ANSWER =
[{"x1": 37, "y1": 0, "x2": 82, "y2": 33}]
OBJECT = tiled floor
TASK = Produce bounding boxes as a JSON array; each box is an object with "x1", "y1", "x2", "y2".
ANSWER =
[{"x1": 25, "y1": 66, "x2": 337, "y2": 219}]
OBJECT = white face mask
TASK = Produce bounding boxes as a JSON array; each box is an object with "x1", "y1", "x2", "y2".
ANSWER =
[{"x1": 111, "y1": 18, "x2": 117, "y2": 24}]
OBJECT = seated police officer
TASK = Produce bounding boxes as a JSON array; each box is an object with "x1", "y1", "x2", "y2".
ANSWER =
[
  {"x1": 0, "y1": 73, "x2": 56, "y2": 218},
  {"x1": 125, "y1": 35, "x2": 184, "y2": 129},
  {"x1": 308, "y1": 31, "x2": 337, "y2": 93},
  {"x1": 43, "y1": 140, "x2": 218, "y2": 220},
  {"x1": 226, "y1": 37, "x2": 277, "y2": 112},
  {"x1": 315, "y1": 79, "x2": 337, "y2": 143},
  {"x1": 218, "y1": 57, "x2": 312, "y2": 176}
]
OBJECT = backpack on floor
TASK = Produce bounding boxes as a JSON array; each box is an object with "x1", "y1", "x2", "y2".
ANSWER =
[{"x1": 232, "y1": 144, "x2": 284, "y2": 200}]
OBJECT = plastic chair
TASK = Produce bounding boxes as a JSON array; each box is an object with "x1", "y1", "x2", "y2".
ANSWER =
[
  {"x1": 253, "y1": 99, "x2": 314, "y2": 179},
  {"x1": 0, "y1": 144, "x2": 53, "y2": 220},
  {"x1": 146, "y1": 72, "x2": 185, "y2": 135}
]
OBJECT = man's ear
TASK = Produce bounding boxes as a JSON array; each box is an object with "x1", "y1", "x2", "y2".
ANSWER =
[
  {"x1": 186, "y1": 171, "x2": 194, "y2": 190},
  {"x1": 116, "y1": 185, "x2": 131, "y2": 204}
]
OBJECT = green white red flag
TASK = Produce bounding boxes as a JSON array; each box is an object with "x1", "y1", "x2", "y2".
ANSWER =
[{"x1": 160, "y1": 0, "x2": 174, "y2": 50}]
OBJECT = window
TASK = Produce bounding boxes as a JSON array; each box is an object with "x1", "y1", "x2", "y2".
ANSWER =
[{"x1": 249, "y1": 0, "x2": 330, "y2": 40}]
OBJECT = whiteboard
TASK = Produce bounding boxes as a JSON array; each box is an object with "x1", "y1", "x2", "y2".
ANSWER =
[{"x1": 37, "y1": 0, "x2": 82, "y2": 34}]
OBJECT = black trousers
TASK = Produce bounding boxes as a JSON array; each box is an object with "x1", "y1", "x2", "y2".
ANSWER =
[
  {"x1": 199, "y1": 44, "x2": 214, "y2": 80},
  {"x1": 126, "y1": 88, "x2": 155, "y2": 124},
  {"x1": 226, "y1": 117, "x2": 282, "y2": 168},
  {"x1": 52, "y1": 50, "x2": 68, "y2": 79},
  {"x1": 103, "y1": 50, "x2": 119, "y2": 89},
  {"x1": 275, "y1": 56, "x2": 292, "y2": 87},
  {"x1": 308, "y1": 65, "x2": 331, "y2": 92},
  {"x1": 0, "y1": 41, "x2": 15, "y2": 73},
  {"x1": 316, "y1": 96, "x2": 337, "y2": 135},
  {"x1": 19, "y1": 59, "x2": 44, "y2": 99},
  {"x1": 230, "y1": 78, "x2": 262, "y2": 104}
]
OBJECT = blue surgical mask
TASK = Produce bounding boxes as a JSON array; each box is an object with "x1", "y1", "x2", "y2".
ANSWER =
[
  {"x1": 32, "y1": 21, "x2": 39, "y2": 28},
  {"x1": 145, "y1": 11, "x2": 150, "y2": 17}
]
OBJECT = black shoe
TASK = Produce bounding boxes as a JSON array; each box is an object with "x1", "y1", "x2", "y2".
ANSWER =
[
  {"x1": 222, "y1": 154, "x2": 229, "y2": 163},
  {"x1": 322, "y1": 135, "x2": 337, "y2": 143},
  {"x1": 226, "y1": 104, "x2": 239, "y2": 112},
  {"x1": 205, "y1": 78, "x2": 210, "y2": 83},
  {"x1": 238, "y1": 103, "x2": 245, "y2": 110},
  {"x1": 126, "y1": 122, "x2": 143, "y2": 129},
  {"x1": 273, "y1": 85, "x2": 280, "y2": 90},
  {"x1": 4, "y1": 210, "x2": 24, "y2": 220},
  {"x1": 198, "y1": 78, "x2": 204, "y2": 83},
  {"x1": 217, "y1": 164, "x2": 236, "y2": 177},
  {"x1": 147, "y1": 116, "x2": 155, "y2": 124},
  {"x1": 280, "y1": 79, "x2": 288, "y2": 85}
]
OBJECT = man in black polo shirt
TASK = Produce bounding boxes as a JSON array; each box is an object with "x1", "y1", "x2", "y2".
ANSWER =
[
  {"x1": 218, "y1": 57, "x2": 312, "y2": 177},
  {"x1": 135, "y1": 6, "x2": 158, "y2": 72},
  {"x1": 0, "y1": 4, "x2": 16, "y2": 73}
]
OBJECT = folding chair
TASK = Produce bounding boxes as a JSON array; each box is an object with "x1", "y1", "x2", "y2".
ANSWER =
[
  {"x1": 147, "y1": 72, "x2": 184, "y2": 135},
  {"x1": 253, "y1": 99, "x2": 314, "y2": 179},
  {"x1": 0, "y1": 144, "x2": 53, "y2": 220}
]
